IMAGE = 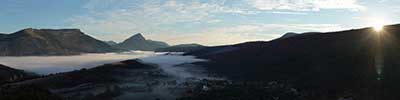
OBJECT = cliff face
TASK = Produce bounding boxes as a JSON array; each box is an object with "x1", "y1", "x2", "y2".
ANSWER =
[{"x1": 0, "y1": 28, "x2": 120, "y2": 56}]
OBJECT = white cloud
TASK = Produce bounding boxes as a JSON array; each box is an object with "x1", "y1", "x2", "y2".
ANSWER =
[
  {"x1": 249, "y1": 0, "x2": 366, "y2": 11},
  {"x1": 206, "y1": 19, "x2": 222, "y2": 23},
  {"x1": 69, "y1": 0, "x2": 252, "y2": 43},
  {"x1": 70, "y1": 0, "x2": 229, "y2": 33},
  {"x1": 69, "y1": 0, "x2": 349, "y2": 46},
  {"x1": 378, "y1": 0, "x2": 386, "y2": 3},
  {"x1": 270, "y1": 11, "x2": 308, "y2": 15},
  {"x1": 207, "y1": 24, "x2": 344, "y2": 34}
]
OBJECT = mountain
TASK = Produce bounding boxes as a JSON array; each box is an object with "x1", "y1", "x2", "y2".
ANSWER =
[
  {"x1": 0, "y1": 28, "x2": 120, "y2": 56},
  {"x1": 104, "y1": 40, "x2": 118, "y2": 45},
  {"x1": 155, "y1": 43, "x2": 206, "y2": 52},
  {"x1": 114, "y1": 33, "x2": 169, "y2": 51},
  {"x1": 186, "y1": 24, "x2": 400, "y2": 99},
  {"x1": 0, "y1": 64, "x2": 31, "y2": 84}
]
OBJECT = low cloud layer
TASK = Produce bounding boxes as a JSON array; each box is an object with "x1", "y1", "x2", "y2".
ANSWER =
[
  {"x1": 139, "y1": 54, "x2": 208, "y2": 80},
  {"x1": 0, "y1": 51, "x2": 156, "y2": 75}
]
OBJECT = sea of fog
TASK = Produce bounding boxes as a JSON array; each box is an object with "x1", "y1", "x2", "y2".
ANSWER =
[
  {"x1": 139, "y1": 55, "x2": 208, "y2": 80},
  {"x1": 0, "y1": 51, "x2": 157, "y2": 75},
  {"x1": 0, "y1": 51, "x2": 220, "y2": 99}
]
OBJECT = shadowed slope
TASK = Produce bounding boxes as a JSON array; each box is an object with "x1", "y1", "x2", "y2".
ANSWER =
[{"x1": 187, "y1": 25, "x2": 399, "y2": 99}]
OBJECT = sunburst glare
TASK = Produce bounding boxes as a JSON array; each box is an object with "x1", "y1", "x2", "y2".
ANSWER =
[
  {"x1": 370, "y1": 18, "x2": 386, "y2": 32},
  {"x1": 373, "y1": 24, "x2": 384, "y2": 32}
]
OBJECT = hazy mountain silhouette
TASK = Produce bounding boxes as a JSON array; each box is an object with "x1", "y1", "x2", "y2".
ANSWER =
[
  {"x1": 114, "y1": 33, "x2": 169, "y2": 51},
  {"x1": 104, "y1": 41, "x2": 118, "y2": 46},
  {"x1": 0, "y1": 28, "x2": 120, "y2": 56},
  {"x1": 155, "y1": 43, "x2": 206, "y2": 52}
]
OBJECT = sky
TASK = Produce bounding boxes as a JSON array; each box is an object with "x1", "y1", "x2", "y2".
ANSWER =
[{"x1": 1, "y1": 0, "x2": 400, "y2": 46}]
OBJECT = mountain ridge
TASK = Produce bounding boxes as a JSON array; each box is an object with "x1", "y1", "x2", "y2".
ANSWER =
[
  {"x1": 155, "y1": 43, "x2": 206, "y2": 52},
  {"x1": 0, "y1": 28, "x2": 121, "y2": 56}
]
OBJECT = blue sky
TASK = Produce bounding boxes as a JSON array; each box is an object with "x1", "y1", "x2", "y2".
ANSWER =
[{"x1": 1, "y1": 0, "x2": 399, "y2": 46}]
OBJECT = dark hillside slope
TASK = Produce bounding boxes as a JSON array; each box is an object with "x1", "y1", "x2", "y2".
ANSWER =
[
  {"x1": 0, "y1": 64, "x2": 31, "y2": 84},
  {"x1": 156, "y1": 43, "x2": 206, "y2": 52},
  {"x1": 187, "y1": 25, "x2": 400, "y2": 99}
]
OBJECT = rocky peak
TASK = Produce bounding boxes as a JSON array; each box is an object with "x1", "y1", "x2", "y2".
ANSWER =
[
  {"x1": 114, "y1": 33, "x2": 169, "y2": 51},
  {"x1": 124, "y1": 33, "x2": 146, "y2": 42},
  {"x1": 131, "y1": 33, "x2": 145, "y2": 39},
  {"x1": 20, "y1": 28, "x2": 36, "y2": 34},
  {"x1": 12, "y1": 28, "x2": 43, "y2": 38}
]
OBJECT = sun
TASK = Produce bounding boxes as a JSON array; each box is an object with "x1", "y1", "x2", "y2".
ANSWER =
[
  {"x1": 373, "y1": 24, "x2": 384, "y2": 32},
  {"x1": 370, "y1": 18, "x2": 386, "y2": 32}
]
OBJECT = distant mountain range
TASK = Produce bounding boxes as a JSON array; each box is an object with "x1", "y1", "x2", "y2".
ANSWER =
[
  {"x1": 155, "y1": 43, "x2": 206, "y2": 52},
  {"x1": 104, "y1": 41, "x2": 118, "y2": 45},
  {"x1": 0, "y1": 28, "x2": 201, "y2": 56},
  {"x1": 0, "y1": 28, "x2": 120, "y2": 56},
  {"x1": 114, "y1": 33, "x2": 169, "y2": 51}
]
